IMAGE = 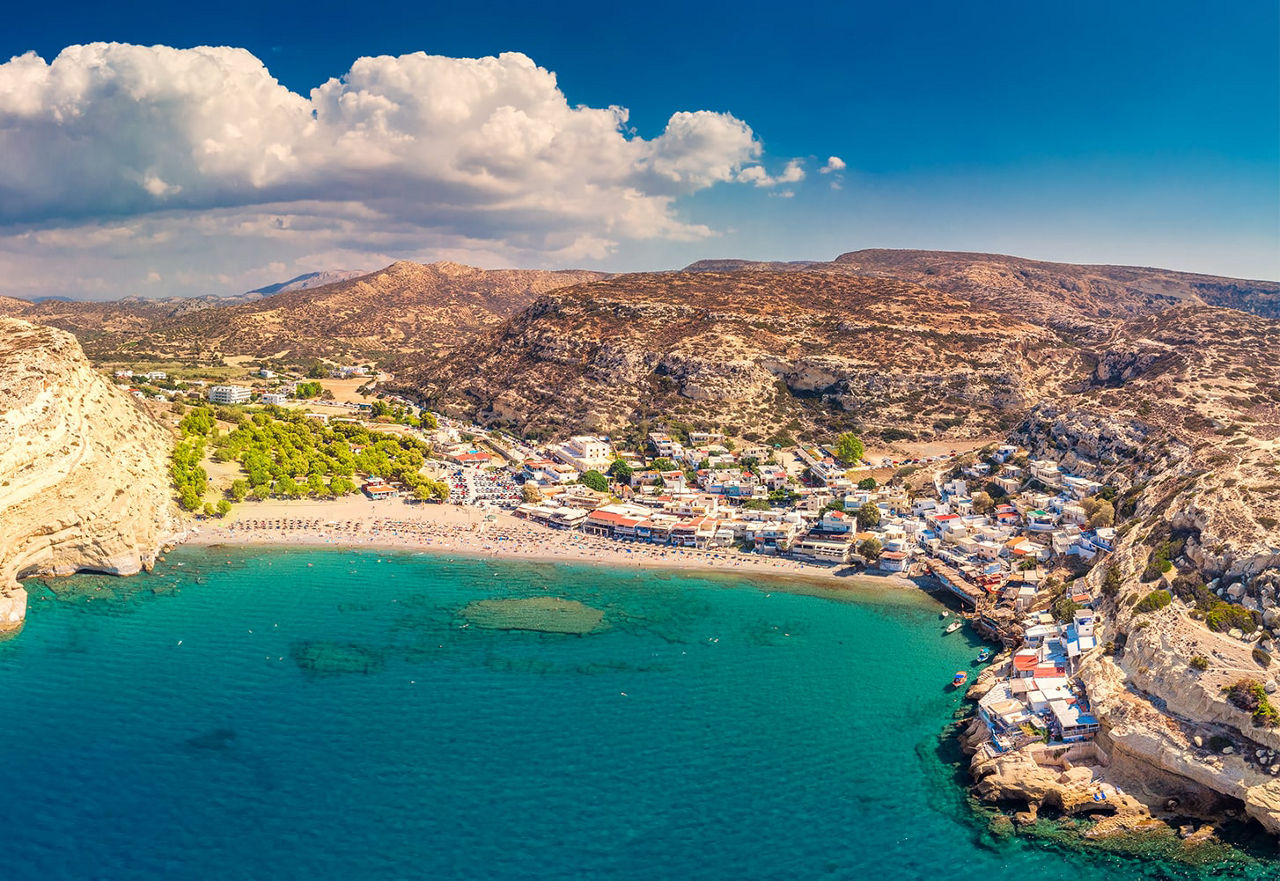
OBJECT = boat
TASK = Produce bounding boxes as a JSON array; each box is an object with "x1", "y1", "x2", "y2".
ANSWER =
[
  {"x1": 976, "y1": 648, "x2": 991, "y2": 663},
  {"x1": 944, "y1": 621, "x2": 962, "y2": 634},
  {"x1": 951, "y1": 671, "x2": 968, "y2": 688},
  {"x1": 940, "y1": 610, "x2": 950, "y2": 619}
]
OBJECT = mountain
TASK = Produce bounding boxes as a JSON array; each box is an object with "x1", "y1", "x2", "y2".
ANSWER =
[
  {"x1": 246, "y1": 269, "x2": 368, "y2": 295},
  {"x1": 0, "y1": 317, "x2": 179, "y2": 633},
  {"x1": 401, "y1": 250, "x2": 1277, "y2": 445},
  {"x1": 1, "y1": 261, "x2": 607, "y2": 364},
  {"x1": 401, "y1": 269, "x2": 1086, "y2": 442}
]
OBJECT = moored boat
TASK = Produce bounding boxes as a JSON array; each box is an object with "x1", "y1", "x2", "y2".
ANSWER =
[
  {"x1": 944, "y1": 621, "x2": 962, "y2": 634},
  {"x1": 976, "y1": 648, "x2": 991, "y2": 663},
  {"x1": 951, "y1": 671, "x2": 968, "y2": 688}
]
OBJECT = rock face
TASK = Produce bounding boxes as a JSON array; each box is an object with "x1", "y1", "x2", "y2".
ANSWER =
[
  {"x1": 0, "y1": 318, "x2": 179, "y2": 630},
  {"x1": 406, "y1": 270, "x2": 1082, "y2": 441},
  {"x1": 1003, "y1": 304, "x2": 1280, "y2": 834}
]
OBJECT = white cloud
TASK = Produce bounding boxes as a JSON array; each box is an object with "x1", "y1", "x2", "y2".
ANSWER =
[
  {"x1": 0, "y1": 43, "x2": 818, "y2": 297},
  {"x1": 736, "y1": 158, "x2": 805, "y2": 188},
  {"x1": 820, "y1": 156, "x2": 846, "y2": 173}
]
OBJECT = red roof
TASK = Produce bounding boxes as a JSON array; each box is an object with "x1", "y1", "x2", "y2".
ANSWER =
[
  {"x1": 933, "y1": 513, "x2": 959, "y2": 522},
  {"x1": 1013, "y1": 652, "x2": 1039, "y2": 671}
]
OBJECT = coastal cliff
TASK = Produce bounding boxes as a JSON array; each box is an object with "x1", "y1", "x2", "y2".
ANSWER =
[
  {"x1": 971, "y1": 304, "x2": 1280, "y2": 836},
  {"x1": 0, "y1": 318, "x2": 179, "y2": 631}
]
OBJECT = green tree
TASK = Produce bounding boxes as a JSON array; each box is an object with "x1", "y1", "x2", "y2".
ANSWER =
[
  {"x1": 971, "y1": 491, "x2": 994, "y2": 514},
  {"x1": 857, "y1": 477, "x2": 877, "y2": 490},
  {"x1": 651, "y1": 458, "x2": 677, "y2": 473},
  {"x1": 835, "y1": 432, "x2": 864, "y2": 464},
  {"x1": 1082, "y1": 497, "x2": 1115, "y2": 528},
  {"x1": 607, "y1": 458, "x2": 634, "y2": 483},
  {"x1": 742, "y1": 499, "x2": 772, "y2": 511},
  {"x1": 306, "y1": 363, "x2": 327, "y2": 378},
  {"x1": 521, "y1": 482, "x2": 543, "y2": 503},
  {"x1": 579, "y1": 470, "x2": 609, "y2": 493},
  {"x1": 858, "y1": 537, "x2": 882, "y2": 561},
  {"x1": 855, "y1": 501, "x2": 881, "y2": 529},
  {"x1": 276, "y1": 476, "x2": 302, "y2": 499},
  {"x1": 215, "y1": 499, "x2": 232, "y2": 518},
  {"x1": 329, "y1": 476, "x2": 357, "y2": 496},
  {"x1": 228, "y1": 479, "x2": 249, "y2": 502}
]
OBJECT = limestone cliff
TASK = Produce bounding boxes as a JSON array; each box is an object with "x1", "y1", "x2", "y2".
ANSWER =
[
  {"x1": 1000, "y1": 305, "x2": 1280, "y2": 833},
  {"x1": 0, "y1": 318, "x2": 179, "y2": 630}
]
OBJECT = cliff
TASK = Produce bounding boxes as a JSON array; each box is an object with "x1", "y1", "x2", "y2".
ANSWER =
[
  {"x1": 404, "y1": 270, "x2": 1083, "y2": 442},
  {"x1": 0, "y1": 318, "x2": 179, "y2": 631},
  {"x1": 996, "y1": 305, "x2": 1280, "y2": 833}
]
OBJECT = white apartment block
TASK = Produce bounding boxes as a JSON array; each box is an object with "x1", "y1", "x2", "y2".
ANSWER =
[{"x1": 207, "y1": 385, "x2": 252, "y2": 405}]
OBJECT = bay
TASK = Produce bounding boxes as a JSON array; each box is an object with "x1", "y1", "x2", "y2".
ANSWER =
[{"x1": 2, "y1": 546, "x2": 1273, "y2": 879}]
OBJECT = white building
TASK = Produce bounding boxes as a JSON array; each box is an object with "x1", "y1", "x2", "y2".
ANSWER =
[
  {"x1": 144, "y1": 370, "x2": 167, "y2": 381},
  {"x1": 207, "y1": 385, "x2": 252, "y2": 405},
  {"x1": 260, "y1": 392, "x2": 288, "y2": 406},
  {"x1": 553, "y1": 435, "x2": 614, "y2": 473}
]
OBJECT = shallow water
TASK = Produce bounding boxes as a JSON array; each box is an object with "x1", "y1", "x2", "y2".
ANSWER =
[{"x1": 3, "y1": 546, "x2": 1275, "y2": 879}]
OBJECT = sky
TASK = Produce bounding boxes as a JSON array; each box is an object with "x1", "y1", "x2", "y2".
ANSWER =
[{"x1": 0, "y1": 0, "x2": 1276, "y2": 299}]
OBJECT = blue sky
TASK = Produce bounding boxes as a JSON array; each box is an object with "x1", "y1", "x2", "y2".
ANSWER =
[{"x1": 0, "y1": 0, "x2": 1275, "y2": 298}]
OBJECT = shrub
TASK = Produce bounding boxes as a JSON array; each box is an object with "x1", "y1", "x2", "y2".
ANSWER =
[
  {"x1": 1253, "y1": 647, "x2": 1273, "y2": 668},
  {"x1": 1101, "y1": 564, "x2": 1123, "y2": 598},
  {"x1": 1189, "y1": 655, "x2": 1209, "y2": 671},
  {"x1": 1134, "y1": 589, "x2": 1172, "y2": 613},
  {"x1": 1222, "y1": 679, "x2": 1280, "y2": 727},
  {"x1": 1206, "y1": 604, "x2": 1258, "y2": 634},
  {"x1": 1052, "y1": 596, "x2": 1080, "y2": 624}
]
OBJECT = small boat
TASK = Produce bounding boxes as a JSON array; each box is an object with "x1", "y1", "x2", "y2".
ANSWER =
[
  {"x1": 940, "y1": 610, "x2": 950, "y2": 619},
  {"x1": 951, "y1": 671, "x2": 968, "y2": 688},
  {"x1": 944, "y1": 621, "x2": 962, "y2": 634},
  {"x1": 976, "y1": 648, "x2": 991, "y2": 663}
]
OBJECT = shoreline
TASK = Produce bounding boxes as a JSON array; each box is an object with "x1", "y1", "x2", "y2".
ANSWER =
[{"x1": 175, "y1": 497, "x2": 927, "y2": 597}]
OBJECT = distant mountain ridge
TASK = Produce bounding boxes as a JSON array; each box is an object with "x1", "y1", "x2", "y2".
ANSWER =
[{"x1": 246, "y1": 270, "x2": 369, "y2": 295}]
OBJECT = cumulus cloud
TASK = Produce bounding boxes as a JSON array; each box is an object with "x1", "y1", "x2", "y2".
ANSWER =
[
  {"x1": 0, "y1": 43, "x2": 814, "y2": 297},
  {"x1": 736, "y1": 158, "x2": 805, "y2": 188},
  {"x1": 820, "y1": 156, "x2": 846, "y2": 173}
]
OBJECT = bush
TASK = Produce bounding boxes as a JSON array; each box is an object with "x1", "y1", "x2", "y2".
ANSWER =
[
  {"x1": 1101, "y1": 564, "x2": 1123, "y2": 598},
  {"x1": 1206, "y1": 603, "x2": 1258, "y2": 634},
  {"x1": 1253, "y1": 647, "x2": 1273, "y2": 668},
  {"x1": 1222, "y1": 679, "x2": 1280, "y2": 727},
  {"x1": 835, "y1": 432, "x2": 864, "y2": 464},
  {"x1": 1134, "y1": 589, "x2": 1172, "y2": 613},
  {"x1": 1052, "y1": 596, "x2": 1080, "y2": 623},
  {"x1": 1189, "y1": 655, "x2": 1209, "y2": 671}
]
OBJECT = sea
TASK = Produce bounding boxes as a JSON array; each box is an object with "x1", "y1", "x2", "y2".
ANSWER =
[{"x1": 3, "y1": 546, "x2": 1276, "y2": 880}]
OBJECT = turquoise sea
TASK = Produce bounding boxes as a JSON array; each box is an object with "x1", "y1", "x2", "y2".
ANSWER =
[{"x1": 3, "y1": 547, "x2": 1276, "y2": 880}]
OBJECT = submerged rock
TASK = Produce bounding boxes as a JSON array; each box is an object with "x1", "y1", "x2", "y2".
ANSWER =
[
  {"x1": 460, "y1": 597, "x2": 607, "y2": 634},
  {"x1": 291, "y1": 641, "x2": 385, "y2": 676}
]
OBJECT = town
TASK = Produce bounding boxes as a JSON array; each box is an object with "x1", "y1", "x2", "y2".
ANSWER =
[{"x1": 116, "y1": 363, "x2": 1114, "y2": 754}]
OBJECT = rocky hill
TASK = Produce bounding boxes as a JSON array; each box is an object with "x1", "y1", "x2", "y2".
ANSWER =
[
  {"x1": 403, "y1": 270, "x2": 1086, "y2": 441},
  {"x1": 1002, "y1": 305, "x2": 1280, "y2": 831},
  {"x1": 831, "y1": 249, "x2": 1280, "y2": 328},
  {"x1": 0, "y1": 317, "x2": 180, "y2": 632},
  {"x1": 4, "y1": 261, "x2": 606, "y2": 364}
]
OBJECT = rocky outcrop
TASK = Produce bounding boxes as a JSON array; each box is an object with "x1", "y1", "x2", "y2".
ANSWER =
[
  {"x1": 0, "y1": 318, "x2": 179, "y2": 630},
  {"x1": 408, "y1": 270, "x2": 1082, "y2": 440}
]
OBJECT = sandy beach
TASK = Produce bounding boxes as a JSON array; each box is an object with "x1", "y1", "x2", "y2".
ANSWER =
[{"x1": 180, "y1": 496, "x2": 920, "y2": 591}]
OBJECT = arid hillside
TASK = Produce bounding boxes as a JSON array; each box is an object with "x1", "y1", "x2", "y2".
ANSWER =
[
  {"x1": 998, "y1": 305, "x2": 1280, "y2": 831},
  {"x1": 3, "y1": 261, "x2": 605, "y2": 364},
  {"x1": 402, "y1": 270, "x2": 1086, "y2": 441}
]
